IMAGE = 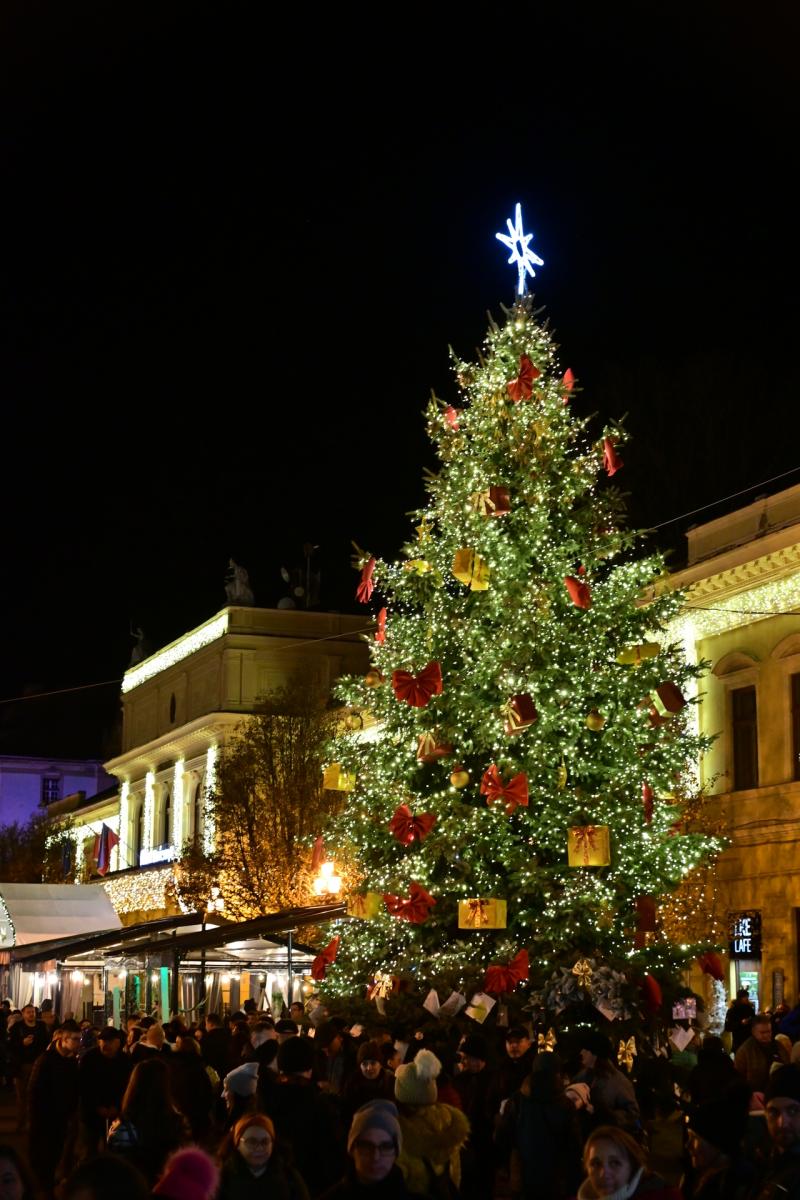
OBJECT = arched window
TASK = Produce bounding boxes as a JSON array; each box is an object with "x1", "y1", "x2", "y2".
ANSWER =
[
  {"x1": 193, "y1": 778, "x2": 205, "y2": 846},
  {"x1": 134, "y1": 801, "x2": 145, "y2": 865},
  {"x1": 169, "y1": 693, "x2": 176, "y2": 723}
]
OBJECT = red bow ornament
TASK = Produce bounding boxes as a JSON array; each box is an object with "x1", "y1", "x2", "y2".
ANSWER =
[
  {"x1": 697, "y1": 951, "x2": 724, "y2": 982},
  {"x1": 383, "y1": 882, "x2": 436, "y2": 924},
  {"x1": 564, "y1": 572, "x2": 592, "y2": 609},
  {"x1": 562, "y1": 367, "x2": 575, "y2": 403},
  {"x1": 356, "y1": 557, "x2": 376, "y2": 604},
  {"x1": 484, "y1": 949, "x2": 529, "y2": 994},
  {"x1": 389, "y1": 804, "x2": 437, "y2": 846},
  {"x1": 375, "y1": 607, "x2": 387, "y2": 645},
  {"x1": 444, "y1": 405, "x2": 461, "y2": 430},
  {"x1": 480, "y1": 764, "x2": 529, "y2": 815},
  {"x1": 392, "y1": 661, "x2": 443, "y2": 708},
  {"x1": 603, "y1": 437, "x2": 623, "y2": 477},
  {"x1": 311, "y1": 936, "x2": 340, "y2": 981},
  {"x1": 507, "y1": 355, "x2": 540, "y2": 403}
]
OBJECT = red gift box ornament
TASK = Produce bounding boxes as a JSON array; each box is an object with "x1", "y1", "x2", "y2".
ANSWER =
[
  {"x1": 507, "y1": 354, "x2": 540, "y2": 404},
  {"x1": 392, "y1": 661, "x2": 443, "y2": 708},
  {"x1": 389, "y1": 804, "x2": 437, "y2": 846},
  {"x1": 484, "y1": 949, "x2": 529, "y2": 994},
  {"x1": 480, "y1": 764, "x2": 529, "y2": 815},
  {"x1": 383, "y1": 881, "x2": 436, "y2": 924},
  {"x1": 562, "y1": 367, "x2": 575, "y2": 404},
  {"x1": 642, "y1": 782, "x2": 654, "y2": 825},
  {"x1": 311, "y1": 936, "x2": 340, "y2": 981},
  {"x1": 356, "y1": 557, "x2": 376, "y2": 604},
  {"x1": 603, "y1": 437, "x2": 623, "y2": 477},
  {"x1": 564, "y1": 572, "x2": 592, "y2": 609},
  {"x1": 651, "y1": 681, "x2": 686, "y2": 718},
  {"x1": 503, "y1": 693, "x2": 538, "y2": 735},
  {"x1": 641, "y1": 973, "x2": 662, "y2": 1014},
  {"x1": 488, "y1": 486, "x2": 511, "y2": 516},
  {"x1": 375, "y1": 607, "x2": 387, "y2": 645}
]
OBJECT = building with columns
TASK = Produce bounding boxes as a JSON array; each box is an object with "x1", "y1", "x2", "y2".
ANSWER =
[
  {"x1": 670, "y1": 482, "x2": 800, "y2": 1011},
  {"x1": 62, "y1": 604, "x2": 369, "y2": 921}
]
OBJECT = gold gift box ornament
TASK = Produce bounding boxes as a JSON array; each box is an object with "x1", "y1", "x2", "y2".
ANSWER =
[
  {"x1": 615, "y1": 641, "x2": 661, "y2": 667},
  {"x1": 452, "y1": 548, "x2": 490, "y2": 591},
  {"x1": 347, "y1": 891, "x2": 382, "y2": 919},
  {"x1": 322, "y1": 763, "x2": 356, "y2": 792},
  {"x1": 458, "y1": 898, "x2": 507, "y2": 929},
  {"x1": 567, "y1": 824, "x2": 611, "y2": 867}
]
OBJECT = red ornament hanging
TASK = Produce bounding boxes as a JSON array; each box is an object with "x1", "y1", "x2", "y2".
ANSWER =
[
  {"x1": 564, "y1": 573, "x2": 592, "y2": 609},
  {"x1": 562, "y1": 367, "x2": 575, "y2": 403},
  {"x1": 697, "y1": 951, "x2": 724, "y2": 982},
  {"x1": 356, "y1": 557, "x2": 376, "y2": 604},
  {"x1": 642, "y1": 782, "x2": 654, "y2": 824},
  {"x1": 484, "y1": 949, "x2": 529, "y2": 994},
  {"x1": 507, "y1": 355, "x2": 540, "y2": 403},
  {"x1": 479, "y1": 764, "x2": 529, "y2": 815},
  {"x1": 603, "y1": 437, "x2": 623, "y2": 477},
  {"x1": 311, "y1": 936, "x2": 340, "y2": 981},
  {"x1": 391, "y1": 661, "x2": 443, "y2": 708},
  {"x1": 641, "y1": 974, "x2": 663, "y2": 1014},
  {"x1": 375, "y1": 607, "x2": 387, "y2": 645},
  {"x1": 388, "y1": 804, "x2": 437, "y2": 846},
  {"x1": 444, "y1": 405, "x2": 461, "y2": 430}
]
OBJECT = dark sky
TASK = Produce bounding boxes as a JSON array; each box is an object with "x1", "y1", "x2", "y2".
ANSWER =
[{"x1": 0, "y1": 4, "x2": 798, "y2": 757}]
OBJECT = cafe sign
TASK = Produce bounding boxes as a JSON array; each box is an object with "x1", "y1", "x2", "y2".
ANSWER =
[{"x1": 729, "y1": 910, "x2": 761, "y2": 957}]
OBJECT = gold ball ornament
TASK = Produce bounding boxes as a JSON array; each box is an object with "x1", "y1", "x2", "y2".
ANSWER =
[
  {"x1": 585, "y1": 708, "x2": 606, "y2": 732},
  {"x1": 364, "y1": 669, "x2": 384, "y2": 689},
  {"x1": 345, "y1": 711, "x2": 364, "y2": 731},
  {"x1": 450, "y1": 766, "x2": 470, "y2": 789}
]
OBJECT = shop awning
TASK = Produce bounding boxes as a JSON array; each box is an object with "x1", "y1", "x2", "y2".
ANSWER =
[{"x1": 0, "y1": 882, "x2": 122, "y2": 948}]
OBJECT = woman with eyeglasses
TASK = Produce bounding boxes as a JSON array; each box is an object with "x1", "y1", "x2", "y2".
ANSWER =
[
  {"x1": 320, "y1": 1101, "x2": 426, "y2": 1198},
  {"x1": 218, "y1": 1113, "x2": 309, "y2": 1199}
]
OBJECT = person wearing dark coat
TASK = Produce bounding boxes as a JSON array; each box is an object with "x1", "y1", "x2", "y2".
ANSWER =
[
  {"x1": 320, "y1": 1100, "x2": 426, "y2": 1200},
  {"x1": 734, "y1": 1015, "x2": 789, "y2": 1094},
  {"x1": 454, "y1": 1034, "x2": 495, "y2": 1200},
  {"x1": 496, "y1": 1052, "x2": 583, "y2": 1200},
  {"x1": 168, "y1": 1034, "x2": 214, "y2": 1142},
  {"x1": 201, "y1": 1013, "x2": 232, "y2": 1079},
  {"x1": 217, "y1": 1112, "x2": 310, "y2": 1200},
  {"x1": 687, "y1": 1037, "x2": 740, "y2": 1106},
  {"x1": 487, "y1": 1026, "x2": 536, "y2": 1117},
  {"x1": 8, "y1": 1003, "x2": 50, "y2": 1129},
  {"x1": 78, "y1": 1027, "x2": 133, "y2": 1153},
  {"x1": 28, "y1": 1022, "x2": 82, "y2": 1194},
  {"x1": 684, "y1": 1097, "x2": 754, "y2": 1200},
  {"x1": 342, "y1": 1042, "x2": 396, "y2": 1125},
  {"x1": 266, "y1": 1035, "x2": 347, "y2": 1197},
  {"x1": 574, "y1": 1032, "x2": 640, "y2": 1133},
  {"x1": 725, "y1": 990, "x2": 756, "y2": 1054},
  {"x1": 756, "y1": 1066, "x2": 800, "y2": 1200}
]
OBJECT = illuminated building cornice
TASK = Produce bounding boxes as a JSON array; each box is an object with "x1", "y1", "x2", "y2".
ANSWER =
[
  {"x1": 122, "y1": 612, "x2": 230, "y2": 693},
  {"x1": 669, "y1": 540, "x2": 800, "y2": 641}
]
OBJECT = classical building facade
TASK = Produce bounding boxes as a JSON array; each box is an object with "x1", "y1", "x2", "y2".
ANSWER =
[
  {"x1": 63, "y1": 605, "x2": 369, "y2": 921},
  {"x1": 671, "y1": 482, "x2": 800, "y2": 1010}
]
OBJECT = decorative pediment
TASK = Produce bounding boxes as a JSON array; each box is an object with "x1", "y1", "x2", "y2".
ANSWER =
[
  {"x1": 713, "y1": 650, "x2": 759, "y2": 677},
  {"x1": 771, "y1": 633, "x2": 800, "y2": 661}
]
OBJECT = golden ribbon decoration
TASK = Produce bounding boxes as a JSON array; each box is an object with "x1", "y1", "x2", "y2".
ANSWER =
[
  {"x1": 618, "y1": 1036, "x2": 637, "y2": 1071},
  {"x1": 572, "y1": 958, "x2": 593, "y2": 990},
  {"x1": 469, "y1": 489, "x2": 495, "y2": 516},
  {"x1": 466, "y1": 899, "x2": 489, "y2": 927},
  {"x1": 572, "y1": 826, "x2": 598, "y2": 866},
  {"x1": 538, "y1": 1027, "x2": 557, "y2": 1053},
  {"x1": 368, "y1": 971, "x2": 395, "y2": 1001}
]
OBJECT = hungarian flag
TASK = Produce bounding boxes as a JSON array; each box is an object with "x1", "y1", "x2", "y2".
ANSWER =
[{"x1": 93, "y1": 823, "x2": 120, "y2": 876}]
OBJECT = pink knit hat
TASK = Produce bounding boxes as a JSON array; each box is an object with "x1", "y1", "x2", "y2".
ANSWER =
[{"x1": 152, "y1": 1148, "x2": 219, "y2": 1200}]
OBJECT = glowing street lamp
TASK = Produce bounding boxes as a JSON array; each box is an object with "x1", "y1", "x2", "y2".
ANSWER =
[{"x1": 313, "y1": 860, "x2": 342, "y2": 897}]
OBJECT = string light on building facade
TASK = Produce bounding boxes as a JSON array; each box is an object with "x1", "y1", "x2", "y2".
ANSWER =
[
  {"x1": 144, "y1": 772, "x2": 155, "y2": 853},
  {"x1": 173, "y1": 760, "x2": 184, "y2": 846},
  {"x1": 203, "y1": 746, "x2": 217, "y2": 854}
]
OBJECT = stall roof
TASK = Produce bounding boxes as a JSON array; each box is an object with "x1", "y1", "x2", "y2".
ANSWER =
[
  {"x1": 0, "y1": 882, "x2": 121, "y2": 946},
  {"x1": 13, "y1": 902, "x2": 346, "y2": 966}
]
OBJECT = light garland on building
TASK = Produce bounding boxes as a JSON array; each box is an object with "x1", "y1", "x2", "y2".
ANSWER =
[
  {"x1": 103, "y1": 866, "x2": 179, "y2": 915},
  {"x1": 144, "y1": 772, "x2": 155, "y2": 854},
  {"x1": 173, "y1": 760, "x2": 184, "y2": 846},
  {"x1": 122, "y1": 612, "x2": 229, "y2": 693},
  {"x1": 678, "y1": 572, "x2": 800, "y2": 640},
  {"x1": 203, "y1": 747, "x2": 217, "y2": 854},
  {"x1": 118, "y1": 781, "x2": 130, "y2": 869}
]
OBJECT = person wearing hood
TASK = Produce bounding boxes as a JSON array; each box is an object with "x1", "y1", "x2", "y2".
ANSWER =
[
  {"x1": 578, "y1": 1125, "x2": 681, "y2": 1200},
  {"x1": 574, "y1": 1032, "x2": 640, "y2": 1133},
  {"x1": 496, "y1": 1051, "x2": 583, "y2": 1200},
  {"x1": 393, "y1": 1049, "x2": 469, "y2": 1197},
  {"x1": 321, "y1": 1101, "x2": 427, "y2": 1199},
  {"x1": 684, "y1": 1096, "x2": 753, "y2": 1199}
]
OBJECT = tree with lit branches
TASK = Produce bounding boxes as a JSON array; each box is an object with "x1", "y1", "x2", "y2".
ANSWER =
[{"x1": 317, "y1": 208, "x2": 720, "y2": 1022}]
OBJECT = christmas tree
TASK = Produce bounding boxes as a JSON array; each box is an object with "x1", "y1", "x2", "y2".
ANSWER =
[{"x1": 318, "y1": 210, "x2": 719, "y2": 1019}]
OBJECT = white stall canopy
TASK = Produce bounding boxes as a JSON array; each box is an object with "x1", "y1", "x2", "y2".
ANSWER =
[{"x1": 0, "y1": 882, "x2": 121, "y2": 949}]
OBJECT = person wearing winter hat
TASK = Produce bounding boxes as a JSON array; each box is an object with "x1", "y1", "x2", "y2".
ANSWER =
[
  {"x1": 454, "y1": 1034, "x2": 494, "y2": 1200},
  {"x1": 341, "y1": 1042, "x2": 396, "y2": 1124},
  {"x1": 758, "y1": 1065, "x2": 800, "y2": 1199},
  {"x1": 685, "y1": 1094, "x2": 755, "y2": 1199},
  {"x1": 222, "y1": 1060, "x2": 260, "y2": 1132},
  {"x1": 152, "y1": 1147, "x2": 219, "y2": 1200},
  {"x1": 578, "y1": 1125, "x2": 680, "y2": 1200},
  {"x1": 393, "y1": 1049, "x2": 469, "y2": 1196},
  {"x1": 271, "y1": 1031, "x2": 347, "y2": 1196},
  {"x1": 574, "y1": 1030, "x2": 640, "y2": 1132},
  {"x1": 321, "y1": 1100, "x2": 426, "y2": 1198},
  {"x1": 218, "y1": 1112, "x2": 309, "y2": 1199},
  {"x1": 487, "y1": 1025, "x2": 535, "y2": 1117}
]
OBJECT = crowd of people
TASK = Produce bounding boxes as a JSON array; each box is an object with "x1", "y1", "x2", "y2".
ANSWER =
[{"x1": 0, "y1": 989, "x2": 799, "y2": 1200}]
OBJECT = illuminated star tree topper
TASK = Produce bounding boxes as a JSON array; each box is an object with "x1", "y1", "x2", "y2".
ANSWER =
[{"x1": 496, "y1": 202, "x2": 544, "y2": 295}]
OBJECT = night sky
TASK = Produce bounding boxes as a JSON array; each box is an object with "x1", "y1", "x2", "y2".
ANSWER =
[{"x1": 1, "y1": 4, "x2": 798, "y2": 758}]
